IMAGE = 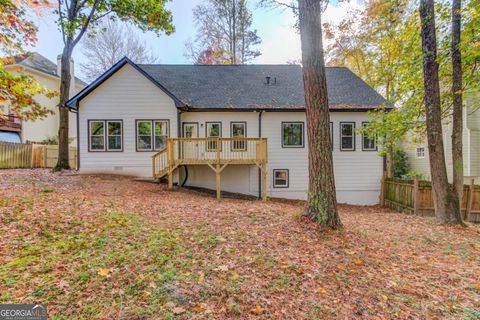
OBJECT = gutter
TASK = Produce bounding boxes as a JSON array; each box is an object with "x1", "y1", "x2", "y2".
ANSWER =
[{"x1": 258, "y1": 110, "x2": 264, "y2": 199}]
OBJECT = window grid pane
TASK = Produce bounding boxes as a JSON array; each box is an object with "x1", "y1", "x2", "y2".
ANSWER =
[
  {"x1": 206, "y1": 123, "x2": 221, "y2": 151},
  {"x1": 107, "y1": 121, "x2": 122, "y2": 150},
  {"x1": 154, "y1": 121, "x2": 169, "y2": 150},
  {"x1": 90, "y1": 121, "x2": 105, "y2": 150},
  {"x1": 340, "y1": 123, "x2": 355, "y2": 150},
  {"x1": 137, "y1": 121, "x2": 153, "y2": 150},
  {"x1": 231, "y1": 122, "x2": 246, "y2": 151}
]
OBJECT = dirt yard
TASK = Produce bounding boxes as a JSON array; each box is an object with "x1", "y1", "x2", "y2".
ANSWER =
[{"x1": 0, "y1": 170, "x2": 479, "y2": 319}]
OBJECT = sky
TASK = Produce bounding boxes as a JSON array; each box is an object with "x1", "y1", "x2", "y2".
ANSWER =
[{"x1": 26, "y1": 0, "x2": 363, "y2": 81}]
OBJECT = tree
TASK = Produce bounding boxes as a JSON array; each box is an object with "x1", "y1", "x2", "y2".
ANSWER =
[
  {"x1": 419, "y1": 0, "x2": 463, "y2": 224},
  {"x1": 194, "y1": 47, "x2": 231, "y2": 65},
  {"x1": 451, "y1": 0, "x2": 463, "y2": 203},
  {"x1": 0, "y1": 0, "x2": 54, "y2": 120},
  {"x1": 186, "y1": 0, "x2": 261, "y2": 64},
  {"x1": 53, "y1": 0, "x2": 174, "y2": 170},
  {"x1": 80, "y1": 20, "x2": 159, "y2": 82},
  {"x1": 298, "y1": 0, "x2": 341, "y2": 229}
]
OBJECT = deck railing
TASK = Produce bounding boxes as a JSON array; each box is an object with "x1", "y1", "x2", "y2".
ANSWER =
[{"x1": 152, "y1": 137, "x2": 268, "y2": 200}]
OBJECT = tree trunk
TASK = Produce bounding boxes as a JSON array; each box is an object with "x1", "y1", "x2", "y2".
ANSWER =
[
  {"x1": 54, "y1": 40, "x2": 73, "y2": 171},
  {"x1": 386, "y1": 144, "x2": 394, "y2": 178},
  {"x1": 451, "y1": 0, "x2": 465, "y2": 218},
  {"x1": 419, "y1": 0, "x2": 463, "y2": 224},
  {"x1": 298, "y1": 0, "x2": 341, "y2": 229}
]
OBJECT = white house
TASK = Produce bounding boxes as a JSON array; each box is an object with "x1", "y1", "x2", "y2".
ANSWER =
[
  {"x1": 402, "y1": 94, "x2": 480, "y2": 183},
  {"x1": 1, "y1": 52, "x2": 85, "y2": 143},
  {"x1": 66, "y1": 57, "x2": 390, "y2": 205}
]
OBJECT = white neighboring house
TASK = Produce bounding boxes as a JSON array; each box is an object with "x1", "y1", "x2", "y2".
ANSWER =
[
  {"x1": 402, "y1": 96, "x2": 480, "y2": 183},
  {"x1": 66, "y1": 57, "x2": 390, "y2": 205},
  {"x1": 1, "y1": 52, "x2": 86, "y2": 143}
]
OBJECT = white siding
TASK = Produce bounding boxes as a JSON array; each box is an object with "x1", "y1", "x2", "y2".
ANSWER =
[
  {"x1": 4, "y1": 66, "x2": 82, "y2": 144},
  {"x1": 78, "y1": 64, "x2": 178, "y2": 177},
  {"x1": 180, "y1": 111, "x2": 383, "y2": 205},
  {"x1": 405, "y1": 108, "x2": 475, "y2": 181}
]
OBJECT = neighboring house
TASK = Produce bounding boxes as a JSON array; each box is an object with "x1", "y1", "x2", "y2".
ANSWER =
[
  {"x1": 66, "y1": 57, "x2": 390, "y2": 205},
  {"x1": 0, "y1": 52, "x2": 86, "y2": 143},
  {"x1": 402, "y1": 95, "x2": 480, "y2": 182}
]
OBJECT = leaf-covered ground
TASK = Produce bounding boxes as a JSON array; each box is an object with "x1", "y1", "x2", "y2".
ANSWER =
[{"x1": 0, "y1": 170, "x2": 479, "y2": 319}]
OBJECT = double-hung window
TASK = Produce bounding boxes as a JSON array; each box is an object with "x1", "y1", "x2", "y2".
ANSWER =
[
  {"x1": 416, "y1": 147, "x2": 425, "y2": 158},
  {"x1": 282, "y1": 122, "x2": 304, "y2": 148},
  {"x1": 206, "y1": 122, "x2": 222, "y2": 151},
  {"x1": 136, "y1": 120, "x2": 169, "y2": 151},
  {"x1": 362, "y1": 122, "x2": 376, "y2": 151},
  {"x1": 340, "y1": 122, "x2": 355, "y2": 151},
  {"x1": 231, "y1": 122, "x2": 246, "y2": 151},
  {"x1": 89, "y1": 120, "x2": 123, "y2": 152}
]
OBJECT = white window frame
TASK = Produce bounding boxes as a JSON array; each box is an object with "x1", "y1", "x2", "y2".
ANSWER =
[
  {"x1": 136, "y1": 120, "x2": 169, "y2": 152},
  {"x1": 206, "y1": 122, "x2": 222, "y2": 152},
  {"x1": 273, "y1": 169, "x2": 289, "y2": 188},
  {"x1": 361, "y1": 122, "x2": 377, "y2": 151},
  {"x1": 231, "y1": 121, "x2": 247, "y2": 151},
  {"x1": 282, "y1": 122, "x2": 304, "y2": 148},
  {"x1": 88, "y1": 120, "x2": 123, "y2": 152},
  {"x1": 416, "y1": 147, "x2": 425, "y2": 158},
  {"x1": 340, "y1": 122, "x2": 355, "y2": 151}
]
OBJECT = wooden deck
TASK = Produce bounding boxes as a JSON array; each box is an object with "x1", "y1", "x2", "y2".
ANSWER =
[{"x1": 152, "y1": 138, "x2": 268, "y2": 200}]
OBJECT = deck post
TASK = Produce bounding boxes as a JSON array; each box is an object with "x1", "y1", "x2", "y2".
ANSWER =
[
  {"x1": 216, "y1": 164, "x2": 221, "y2": 199},
  {"x1": 261, "y1": 164, "x2": 267, "y2": 201},
  {"x1": 167, "y1": 140, "x2": 174, "y2": 191}
]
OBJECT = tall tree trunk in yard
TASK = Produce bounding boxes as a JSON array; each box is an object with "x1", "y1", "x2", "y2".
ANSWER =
[
  {"x1": 419, "y1": 0, "x2": 463, "y2": 224},
  {"x1": 54, "y1": 40, "x2": 73, "y2": 171},
  {"x1": 299, "y1": 0, "x2": 342, "y2": 229},
  {"x1": 451, "y1": 0, "x2": 464, "y2": 215}
]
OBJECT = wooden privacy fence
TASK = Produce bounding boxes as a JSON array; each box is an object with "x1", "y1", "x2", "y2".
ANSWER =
[
  {"x1": 0, "y1": 142, "x2": 77, "y2": 169},
  {"x1": 381, "y1": 177, "x2": 480, "y2": 223}
]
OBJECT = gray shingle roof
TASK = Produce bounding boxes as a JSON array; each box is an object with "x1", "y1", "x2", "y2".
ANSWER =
[
  {"x1": 138, "y1": 64, "x2": 388, "y2": 110},
  {"x1": 8, "y1": 52, "x2": 87, "y2": 86}
]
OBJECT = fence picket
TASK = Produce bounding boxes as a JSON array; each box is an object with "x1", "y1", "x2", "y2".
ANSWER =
[
  {"x1": 382, "y1": 176, "x2": 479, "y2": 223},
  {"x1": 0, "y1": 142, "x2": 77, "y2": 169}
]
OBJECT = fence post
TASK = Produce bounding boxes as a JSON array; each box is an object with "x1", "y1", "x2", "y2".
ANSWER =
[
  {"x1": 413, "y1": 177, "x2": 420, "y2": 215},
  {"x1": 380, "y1": 173, "x2": 385, "y2": 206},
  {"x1": 466, "y1": 178, "x2": 475, "y2": 222}
]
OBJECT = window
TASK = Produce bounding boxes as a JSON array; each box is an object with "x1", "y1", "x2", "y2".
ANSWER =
[
  {"x1": 340, "y1": 122, "x2": 355, "y2": 151},
  {"x1": 273, "y1": 169, "x2": 289, "y2": 188},
  {"x1": 362, "y1": 122, "x2": 376, "y2": 151},
  {"x1": 282, "y1": 122, "x2": 304, "y2": 148},
  {"x1": 88, "y1": 120, "x2": 123, "y2": 152},
  {"x1": 136, "y1": 120, "x2": 169, "y2": 151},
  {"x1": 231, "y1": 122, "x2": 246, "y2": 151},
  {"x1": 206, "y1": 122, "x2": 221, "y2": 151},
  {"x1": 416, "y1": 147, "x2": 425, "y2": 158}
]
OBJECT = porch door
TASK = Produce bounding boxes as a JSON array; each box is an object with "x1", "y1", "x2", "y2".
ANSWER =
[{"x1": 182, "y1": 123, "x2": 199, "y2": 160}]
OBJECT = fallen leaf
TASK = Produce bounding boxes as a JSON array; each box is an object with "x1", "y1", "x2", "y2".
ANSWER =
[
  {"x1": 172, "y1": 307, "x2": 186, "y2": 315},
  {"x1": 198, "y1": 272, "x2": 205, "y2": 284},
  {"x1": 250, "y1": 305, "x2": 264, "y2": 315},
  {"x1": 354, "y1": 258, "x2": 364, "y2": 266},
  {"x1": 316, "y1": 287, "x2": 327, "y2": 294},
  {"x1": 215, "y1": 265, "x2": 229, "y2": 272},
  {"x1": 141, "y1": 290, "x2": 151, "y2": 298},
  {"x1": 97, "y1": 268, "x2": 110, "y2": 277},
  {"x1": 193, "y1": 304, "x2": 205, "y2": 313},
  {"x1": 230, "y1": 271, "x2": 239, "y2": 281}
]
